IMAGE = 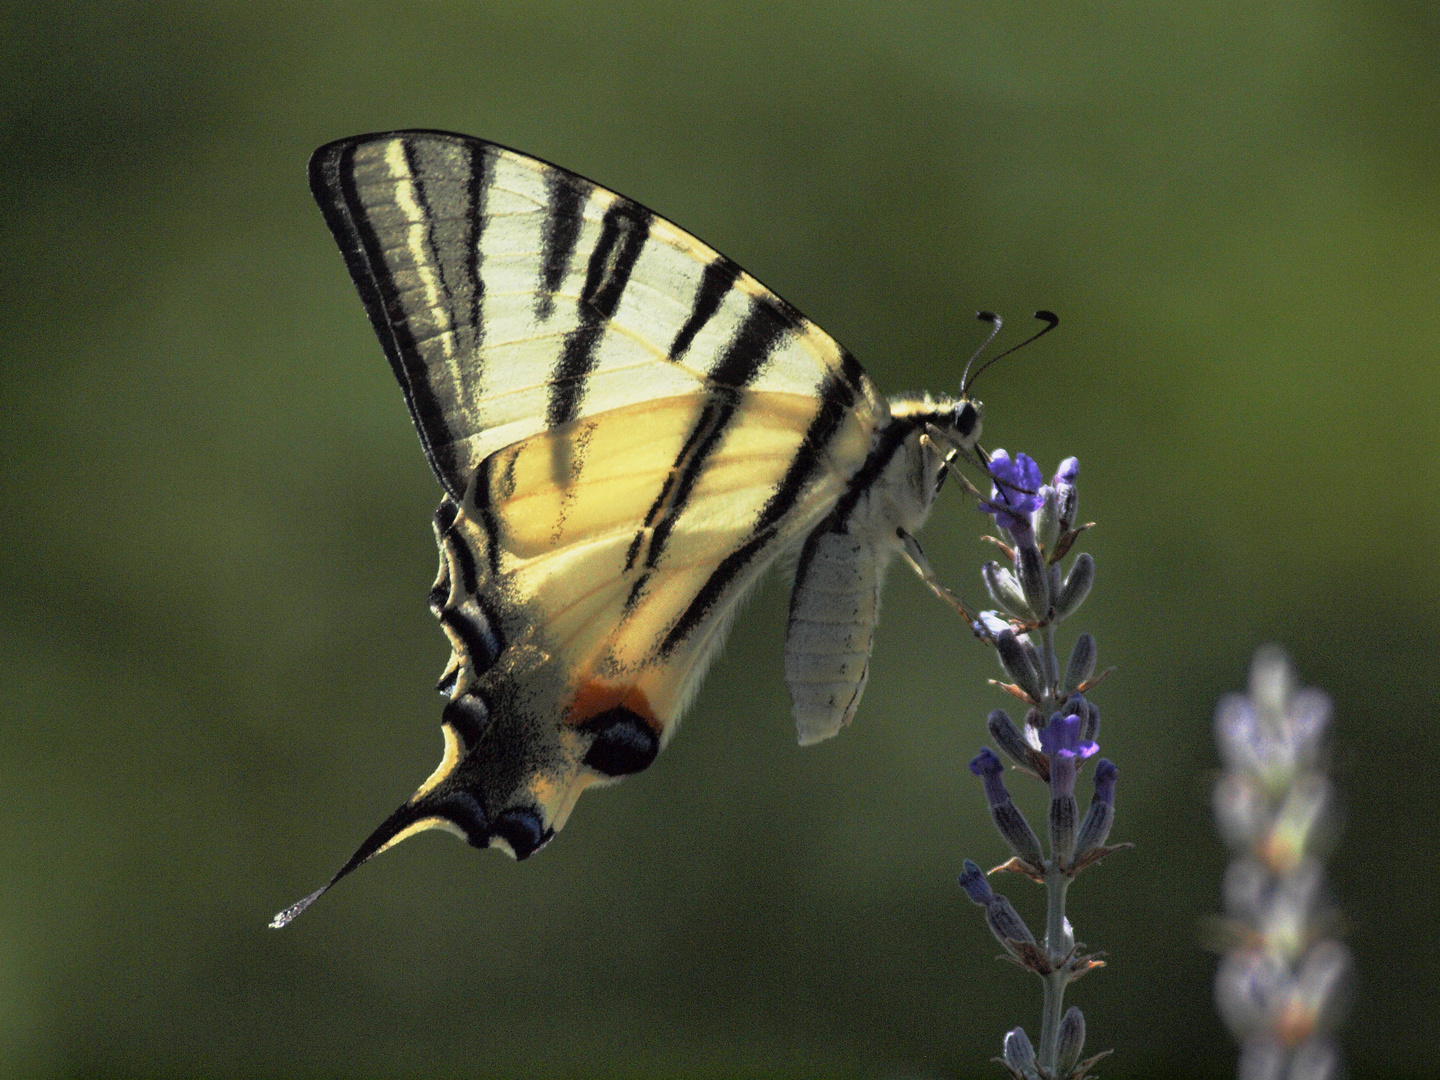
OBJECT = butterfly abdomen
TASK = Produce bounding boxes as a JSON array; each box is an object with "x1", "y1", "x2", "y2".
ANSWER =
[{"x1": 784, "y1": 403, "x2": 970, "y2": 745}]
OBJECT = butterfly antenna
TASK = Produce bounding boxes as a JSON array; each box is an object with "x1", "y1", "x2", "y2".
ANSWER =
[
  {"x1": 958, "y1": 311, "x2": 1004, "y2": 395},
  {"x1": 962, "y1": 310, "x2": 1059, "y2": 396}
]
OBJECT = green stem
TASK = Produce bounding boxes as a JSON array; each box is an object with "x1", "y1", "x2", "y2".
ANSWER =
[{"x1": 1038, "y1": 864, "x2": 1072, "y2": 1073}]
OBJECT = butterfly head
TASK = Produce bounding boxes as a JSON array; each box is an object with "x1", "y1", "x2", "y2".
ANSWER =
[{"x1": 950, "y1": 397, "x2": 982, "y2": 448}]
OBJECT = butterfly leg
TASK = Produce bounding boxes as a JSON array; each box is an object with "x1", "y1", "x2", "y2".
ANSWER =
[
  {"x1": 894, "y1": 527, "x2": 995, "y2": 641},
  {"x1": 923, "y1": 425, "x2": 1037, "y2": 504}
]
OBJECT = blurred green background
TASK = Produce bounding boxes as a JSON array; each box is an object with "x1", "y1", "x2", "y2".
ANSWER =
[{"x1": 2, "y1": 3, "x2": 1436, "y2": 1077}]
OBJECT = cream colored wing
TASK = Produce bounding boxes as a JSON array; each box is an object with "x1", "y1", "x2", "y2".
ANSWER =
[
  {"x1": 273, "y1": 130, "x2": 891, "y2": 927},
  {"x1": 425, "y1": 389, "x2": 878, "y2": 838},
  {"x1": 308, "y1": 130, "x2": 885, "y2": 500}
]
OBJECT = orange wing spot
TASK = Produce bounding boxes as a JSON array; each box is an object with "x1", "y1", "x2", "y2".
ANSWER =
[{"x1": 565, "y1": 681, "x2": 663, "y2": 735}]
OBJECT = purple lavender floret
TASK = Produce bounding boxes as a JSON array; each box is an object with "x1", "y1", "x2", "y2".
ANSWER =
[
  {"x1": 1092, "y1": 759, "x2": 1118, "y2": 805},
  {"x1": 969, "y1": 748, "x2": 1010, "y2": 807},
  {"x1": 1055, "y1": 457, "x2": 1079, "y2": 486},
  {"x1": 983, "y1": 450, "x2": 1043, "y2": 535},
  {"x1": 1041, "y1": 712, "x2": 1100, "y2": 762}
]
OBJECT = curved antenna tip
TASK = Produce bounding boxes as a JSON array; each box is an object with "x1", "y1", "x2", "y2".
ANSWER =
[
  {"x1": 976, "y1": 310, "x2": 1001, "y2": 325},
  {"x1": 269, "y1": 884, "x2": 329, "y2": 930},
  {"x1": 962, "y1": 307, "x2": 1062, "y2": 395}
]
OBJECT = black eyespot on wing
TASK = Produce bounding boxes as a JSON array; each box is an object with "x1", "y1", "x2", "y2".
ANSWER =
[
  {"x1": 432, "y1": 790, "x2": 490, "y2": 848},
  {"x1": 580, "y1": 707, "x2": 661, "y2": 777},
  {"x1": 491, "y1": 807, "x2": 552, "y2": 860},
  {"x1": 442, "y1": 690, "x2": 491, "y2": 748}
]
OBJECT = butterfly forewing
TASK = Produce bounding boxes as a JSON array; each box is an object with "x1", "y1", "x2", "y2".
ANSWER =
[{"x1": 309, "y1": 132, "x2": 882, "y2": 499}]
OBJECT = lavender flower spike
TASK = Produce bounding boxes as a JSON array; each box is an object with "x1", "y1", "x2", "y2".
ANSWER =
[
  {"x1": 1212, "y1": 648, "x2": 1349, "y2": 1080},
  {"x1": 942, "y1": 452, "x2": 1116, "y2": 1075}
]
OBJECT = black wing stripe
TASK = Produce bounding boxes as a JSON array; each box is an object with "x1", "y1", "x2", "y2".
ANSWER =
[
  {"x1": 707, "y1": 298, "x2": 794, "y2": 388},
  {"x1": 668, "y1": 257, "x2": 740, "y2": 361},
  {"x1": 753, "y1": 368, "x2": 856, "y2": 536},
  {"x1": 311, "y1": 142, "x2": 460, "y2": 498},
  {"x1": 638, "y1": 298, "x2": 791, "y2": 577},
  {"x1": 546, "y1": 200, "x2": 652, "y2": 428},
  {"x1": 624, "y1": 407, "x2": 715, "y2": 572},
  {"x1": 535, "y1": 172, "x2": 588, "y2": 322},
  {"x1": 401, "y1": 140, "x2": 458, "y2": 333},
  {"x1": 439, "y1": 599, "x2": 503, "y2": 672},
  {"x1": 469, "y1": 455, "x2": 503, "y2": 577},
  {"x1": 442, "y1": 518, "x2": 480, "y2": 597},
  {"x1": 825, "y1": 415, "x2": 915, "y2": 528},
  {"x1": 659, "y1": 366, "x2": 858, "y2": 656},
  {"x1": 786, "y1": 414, "x2": 919, "y2": 619},
  {"x1": 463, "y1": 139, "x2": 488, "y2": 364}
]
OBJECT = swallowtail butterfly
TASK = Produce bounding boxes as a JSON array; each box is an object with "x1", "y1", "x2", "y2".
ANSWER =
[{"x1": 272, "y1": 130, "x2": 986, "y2": 927}]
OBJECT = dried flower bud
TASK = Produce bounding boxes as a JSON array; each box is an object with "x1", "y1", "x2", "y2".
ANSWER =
[
  {"x1": 1236, "y1": 1037, "x2": 1286, "y2": 1080},
  {"x1": 1053, "y1": 552, "x2": 1094, "y2": 620},
  {"x1": 987, "y1": 709, "x2": 1033, "y2": 771},
  {"x1": 1016, "y1": 542, "x2": 1051, "y2": 617},
  {"x1": 1034, "y1": 484, "x2": 1061, "y2": 554},
  {"x1": 960, "y1": 859, "x2": 1036, "y2": 956},
  {"x1": 1258, "y1": 860, "x2": 1324, "y2": 961},
  {"x1": 1216, "y1": 948, "x2": 1288, "y2": 1038},
  {"x1": 1054, "y1": 457, "x2": 1079, "y2": 530},
  {"x1": 1213, "y1": 772, "x2": 1269, "y2": 850},
  {"x1": 1248, "y1": 645, "x2": 1295, "y2": 718},
  {"x1": 1292, "y1": 940, "x2": 1352, "y2": 1039},
  {"x1": 1263, "y1": 774, "x2": 1331, "y2": 875},
  {"x1": 996, "y1": 629, "x2": 1044, "y2": 702},
  {"x1": 1050, "y1": 770, "x2": 1078, "y2": 864},
  {"x1": 1003, "y1": 1027, "x2": 1039, "y2": 1079},
  {"x1": 1285, "y1": 1039, "x2": 1341, "y2": 1080},
  {"x1": 1056, "y1": 1006, "x2": 1086, "y2": 1075},
  {"x1": 986, "y1": 893, "x2": 1037, "y2": 954},
  {"x1": 983, "y1": 561, "x2": 1032, "y2": 617},
  {"x1": 958, "y1": 859, "x2": 995, "y2": 905},
  {"x1": 1065, "y1": 634, "x2": 1097, "y2": 693},
  {"x1": 1222, "y1": 858, "x2": 1270, "y2": 924}
]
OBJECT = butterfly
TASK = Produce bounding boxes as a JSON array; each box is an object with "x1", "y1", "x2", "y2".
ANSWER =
[{"x1": 271, "y1": 130, "x2": 993, "y2": 928}]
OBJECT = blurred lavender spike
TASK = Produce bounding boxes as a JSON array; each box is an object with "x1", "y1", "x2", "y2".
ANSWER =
[{"x1": 1212, "y1": 648, "x2": 1350, "y2": 1080}]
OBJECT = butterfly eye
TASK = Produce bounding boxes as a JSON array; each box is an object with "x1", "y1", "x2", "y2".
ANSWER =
[{"x1": 953, "y1": 401, "x2": 980, "y2": 439}]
